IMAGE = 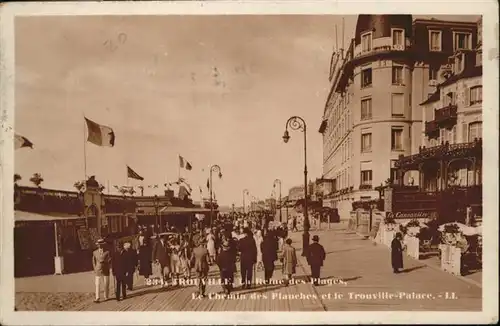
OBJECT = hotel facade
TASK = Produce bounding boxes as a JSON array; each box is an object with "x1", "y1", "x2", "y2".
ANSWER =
[{"x1": 318, "y1": 15, "x2": 479, "y2": 218}]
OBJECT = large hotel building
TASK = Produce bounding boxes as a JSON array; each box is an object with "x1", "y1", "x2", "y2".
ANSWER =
[{"x1": 318, "y1": 15, "x2": 480, "y2": 218}]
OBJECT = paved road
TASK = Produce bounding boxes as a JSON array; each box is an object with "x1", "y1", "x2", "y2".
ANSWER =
[{"x1": 16, "y1": 223, "x2": 481, "y2": 311}]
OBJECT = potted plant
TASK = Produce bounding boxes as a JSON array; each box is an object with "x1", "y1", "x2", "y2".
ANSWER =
[{"x1": 406, "y1": 219, "x2": 421, "y2": 237}]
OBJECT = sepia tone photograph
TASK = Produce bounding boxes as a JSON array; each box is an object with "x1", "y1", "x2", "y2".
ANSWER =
[{"x1": 0, "y1": 1, "x2": 498, "y2": 325}]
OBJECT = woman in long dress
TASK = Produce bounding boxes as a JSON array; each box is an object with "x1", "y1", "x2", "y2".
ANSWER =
[
  {"x1": 137, "y1": 232, "x2": 153, "y2": 284},
  {"x1": 254, "y1": 230, "x2": 264, "y2": 271},
  {"x1": 206, "y1": 230, "x2": 216, "y2": 265},
  {"x1": 179, "y1": 236, "x2": 192, "y2": 280},
  {"x1": 391, "y1": 232, "x2": 404, "y2": 273}
]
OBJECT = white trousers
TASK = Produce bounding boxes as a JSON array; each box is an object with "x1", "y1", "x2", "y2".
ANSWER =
[{"x1": 95, "y1": 275, "x2": 110, "y2": 300}]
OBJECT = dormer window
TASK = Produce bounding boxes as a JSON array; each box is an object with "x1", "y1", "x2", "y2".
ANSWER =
[
  {"x1": 391, "y1": 28, "x2": 405, "y2": 50},
  {"x1": 453, "y1": 32, "x2": 472, "y2": 51},
  {"x1": 361, "y1": 32, "x2": 372, "y2": 53}
]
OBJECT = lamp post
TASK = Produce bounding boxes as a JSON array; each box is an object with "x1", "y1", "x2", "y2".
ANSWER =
[
  {"x1": 282, "y1": 116, "x2": 310, "y2": 257},
  {"x1": 209, "y1": 164, "x2": 222, "y2": 227},
  {"x1": 242, "y1": 189, "x2": 249, "y2": 214},
  {"x1": 273, "y1": 179, "x2": 282, "y2": 223},
  {"x1": 154, "y1": 195, "x2": 159, "y2": 234}
]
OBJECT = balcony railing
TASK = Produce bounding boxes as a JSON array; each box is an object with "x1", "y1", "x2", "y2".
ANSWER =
[
  {"x1": 434, "y1": 104, "x2": 458, "y2": 123},
  {"x1": 395, "y1": 139, "x2": 482, "y2": 169}
]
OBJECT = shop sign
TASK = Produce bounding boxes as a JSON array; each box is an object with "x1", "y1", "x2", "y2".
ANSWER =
[{"x1": 386, "y1": 211, "x2": 431, "y2": 219}]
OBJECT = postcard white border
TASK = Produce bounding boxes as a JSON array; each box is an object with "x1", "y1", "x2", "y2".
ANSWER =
[{"x1": 1, "y1": 1, "x2": 498, "y2": 325}]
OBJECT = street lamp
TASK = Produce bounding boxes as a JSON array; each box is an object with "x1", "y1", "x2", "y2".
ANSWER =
[
  {"x1": 242, "y1": 189, "x2": 249, "y2": 214},
  {"x1": 273, "y1": 179, "x2": 282, "y2": 223},
  {"x1": 282, "y1": 116, "x2": 310, "y2": 257},
  {"x1": 209, "y1": 165, "x2": 222, "y2": 227},
  {"x1": 154, "y1": 195, "x2": 160, "y2": 234}
]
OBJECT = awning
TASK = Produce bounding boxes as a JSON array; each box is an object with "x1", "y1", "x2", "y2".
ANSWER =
[
  {"x1": 159, "y1": 206, "x2": 211, "y2": 215},
  {"x1": 15, "y1": 210, "x2": 83, "y2": 222}
]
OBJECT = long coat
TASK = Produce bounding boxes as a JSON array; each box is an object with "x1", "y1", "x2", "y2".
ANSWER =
[
  {"x1": 261, "y1": 235, "x2": 278, "y2": 267},
  {"x1": 282, "y1": 244, "x2": 297, "y2": 275},
  {"x1": 192, "y1": 245, "x2": 210, "y2": 274},
  {"x1": 307, "y1": 242, "x2": 326, "y2": 267},
  {"x1": 152, "y1": 240, "x2": 170, "y2": 266},
  {"x1": 238, "y1": 235, "x2": 257, "y2": 265},
  {"x1": 391, "y1": 238, "x2": 404, "y2": 270},
  {"x1": 111, "y1": 249, "x2": 127, "y2": 277},
  {"x1": 92, "y1": 248, "x2": 112, "y2": 276},
  {"x1": 216, "y1": 249, "x2": 236, "y2": 273},
  {"x1": 137, "y1": 241, "x2": 153, "y2": 277}
]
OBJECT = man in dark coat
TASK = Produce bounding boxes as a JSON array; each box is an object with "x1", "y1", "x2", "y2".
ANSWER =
[
  {"x1": 122, "y1": 242, "x2": 138, "y2": 290},
  {"x1": 307, "y1": 235, "x2": 326, "y2": 286},
  {"x1": 391, "y1": 232, "x2": 404, "y2": 273},
  {"x1": 238, "y1": 228, "x2": 257, "y2": 289},
  {"x1": 112, "y1": 242, "x2": 127, "y2": 301},
  {"x1": 152, "y1": 235, "x2": 171, "y2": 287},
  {"x1": 261, "y1": 232, "x2": 278, "y2": 284},
  {"x1": 216, "y1": 239, "x2": 236, "y2": 296}
]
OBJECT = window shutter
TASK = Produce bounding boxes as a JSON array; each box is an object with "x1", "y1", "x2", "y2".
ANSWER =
[
  {"x1": 462, "y1": 123, "x2": 467, "y2": 142},
  {"x1": 464, "y1": 87, "x2": 470, "y2": 106}
]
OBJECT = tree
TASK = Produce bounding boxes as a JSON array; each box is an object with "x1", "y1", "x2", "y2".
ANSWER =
[
  {"x1": 74, "y1": 180, "x2": 86, "y2": 193},
  {"x1": 14, "y1": 174, "x2": 21, "y2": 183},
  {"x1": 29, "y1": 173, "x2": 44, "y2": 188},
  {"x1": 98, "y1": 184, "x2": 105, "y2": 193}
]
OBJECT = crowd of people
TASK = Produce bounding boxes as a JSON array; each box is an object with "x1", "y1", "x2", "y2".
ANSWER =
[{"x1": 91, "y1": 212, "x2": 326, "y2": 302}]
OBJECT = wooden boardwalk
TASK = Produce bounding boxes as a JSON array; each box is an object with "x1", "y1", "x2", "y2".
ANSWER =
[{"x1": 72, "y1": 225, "x2": 481, "y2": 311}]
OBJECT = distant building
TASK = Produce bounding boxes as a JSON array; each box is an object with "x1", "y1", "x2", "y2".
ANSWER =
[
  {"x1": 318, "y1": 15, "x2": 479, "y2": 218},
  {"x1": 287, "y1": 185, "x2": 305, "y2": 202}
]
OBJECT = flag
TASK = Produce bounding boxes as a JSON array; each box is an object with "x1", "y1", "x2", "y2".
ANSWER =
[
  {"x1": 14, "y1": 134, "x2": 33, "y2": 149},
  {"x1": 85, "y1": 117, "x2": 115, "y2": 147},
  {"x1": 127, "y1": 165, "x2": 144, "y2": 181},
  {"x1": 178, "y1": 185, "x2": 191, "y2": 200},
  {"x1": 179, "y1": 155, "x2": 193, "y2": 170}
]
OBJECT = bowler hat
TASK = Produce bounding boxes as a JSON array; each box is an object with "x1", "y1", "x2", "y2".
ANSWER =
[
  {"x1": 96, "y1": 238, "x2": 106, "y2": 245},
  {"x1": 312, "y1": 235, "x2": 319, "y2": 242}
]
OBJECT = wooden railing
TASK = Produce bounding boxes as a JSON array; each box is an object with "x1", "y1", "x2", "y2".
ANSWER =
[{"x1": 435, "y1": 104, "x2": 458, "y2": 122}]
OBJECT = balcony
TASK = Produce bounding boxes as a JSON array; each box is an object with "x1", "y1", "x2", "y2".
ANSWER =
[
  {"x1": 359, "y1": 184, "x2": 373, "y2": 191},
  {"x1": 425, "y1": 120, "x2": 439, "y2": 138},
  {"x1": 434, "y1": 104, "x2": 458, "y2": 125},
  {"x1": 394, "y1": 139, "x2": 482, "y2": 170}
]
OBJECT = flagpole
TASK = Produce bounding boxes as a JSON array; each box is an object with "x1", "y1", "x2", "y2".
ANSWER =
[
  {"x1": 107, "y1": 180, "x2": 110, "y2": 195},
  {"x1": 178, "y1": 153, "x2": 181, "y2": 181},
  {"x1": 83, "y1": 114, "x2": 87, "y2": 180}
]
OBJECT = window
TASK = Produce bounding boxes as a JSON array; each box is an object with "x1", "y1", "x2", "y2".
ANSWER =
[
  {"x1": 361, "y1": 68, "x2": 372, "y2": 88},
  {"x1": 391, "y1": 93, "x2": 404, "y2": 117},
  {"x1": 468, "y1": 122, "x2": 482, "y2": 141},
  {"x1": 470, "y1": 86, "x2": 482, "y2": 105},
  {"x1": 391, "y1": 127, "x2": 403, "y2": 150},
  {"x1": 361, "y1": 132, "x2": 372, "y2": 152},
  {"x1": 454, "y1": 32, "x2": 472, "y2": 51},
  {"x1": 429, "y1": 66, "x2": 438, "y2": 80},
  {"x1": 361, "y1": 98, "x2": 372, "y2": 120},
  {"x1": 361, "y1": 170, "x2": 373, "y2": 186},
  {"x1": 361, "y1": 32, "x2": 372, "y2": 52},
  {"x1": 445, "y1": 92, "x2": 456, "y2": 106},
  {"x1": 392, "y1": 66, "x2": 404, "y2": 84},
  {"x1": 392, "y1": 28, "x2": 404, "y2": 48},
  {"x1": 429, "y1": 30, "x2": 442, "y2": 51}
]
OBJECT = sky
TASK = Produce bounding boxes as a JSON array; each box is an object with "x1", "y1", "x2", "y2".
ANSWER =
[{"x1": 14, "y1": 14, "x2": 480, "y2": 206}]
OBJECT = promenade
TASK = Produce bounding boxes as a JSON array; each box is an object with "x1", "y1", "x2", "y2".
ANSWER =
[{"x1": 15, "y1": 223, "x2": 482, "y2": 311}]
